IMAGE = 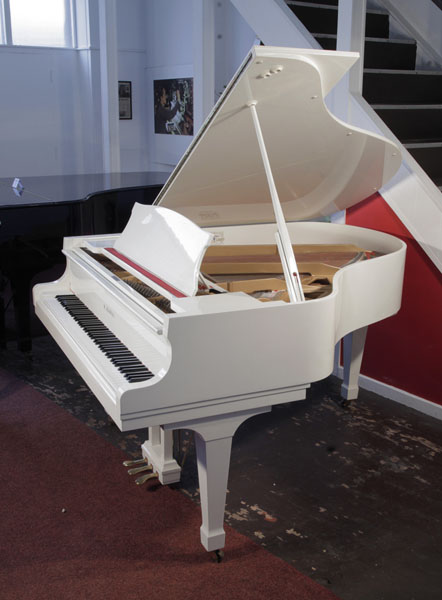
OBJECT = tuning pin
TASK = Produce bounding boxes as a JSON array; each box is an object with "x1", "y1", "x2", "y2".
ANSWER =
[
  {"x1": 127, "y1": 464, "x2": 154, "y2": 476},
  {"x1": 122, "y1": 457, "x2": 147, "y2": 467},
  {"x1": 135, "y1": 472, "x2": 159, "y2": 486}
]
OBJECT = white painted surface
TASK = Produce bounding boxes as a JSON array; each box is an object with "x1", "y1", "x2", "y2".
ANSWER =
[
  {"x1": 336, "y1": 0, "x2": 366, "y2": 94},
  {"x1": 34, "y1": 215, "x2": 405, "y2": 552},
  {"x1": 118, "y1": 50, "x2": 149, "y2": 172},
  {"x1": 144, "y1": 0, "x2": 194, "y2": 170},
  {"x1": 34, "y1": 215, "x2": 405, "y2": 431},
  {"x1": 379, "y1": 0, "x2": 442, "y2": 65},
  {"x1": 0, "y1": 46, "x2": 101, "y2": 176},
  {"x1": 193, "y1": 0, "x2": 215, "y2": 131},
  {"x1": 334, "y1": 364, "x2": 442, "y2": 421},
  {"x1": 346, "y1": 93, "x2": 442, "y2": 272},
  {"x1": 98, "y1": 0, "x2": 120, "y2": 173},
  {"x1": 156, "y1": 47, "x2": 401, "y2": 225},
  {"x1": 114, "y1": 203, "x2": 213, "y2": 297},
  {"x1": 142, "y1": 428, "x2": 181, "y2": 485},
  {"x1": 215, "y1": 0, "x2": 258, "y2": 99},
  {"x1": 167, "y1": 407, "x2": 272, "y2": 551},
  {"x1": 231, "y1": 0, "x2": 320, "y2": 49}
]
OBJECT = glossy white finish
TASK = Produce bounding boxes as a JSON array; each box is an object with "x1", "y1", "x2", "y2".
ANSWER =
[
  {"x1": 34, "y1": 220, "x2": 406, "y2": 432},
  {"x1": 114, "y1": 203, "x2": 213, "y2": 297},
  {"x1": 156, "y1": 46, "x2": 401, "y2": 225},
  {"x1": 336, "y1": 0, "x2": 366, "y2": 93},
  {"x1": 33, "y1": 215, "x2": 405, "y2": 557},
  {"x1": 141, "y1": 427, "x2": 181, "y2": 485},
  {"x1": 350, "y1": 92, "x2": 442, "y2": 273},
  {"x1": 171, "y1": 292, "x2": 262, "y2": 315},
  {"x1": 164, "y1": 407, "x2": 272, "y2": 551},
  {"x1": 248, "y1": 101, "x2": 304, "y2": 302},
  {"x1": 341, "y1": 326, "x2": 368, "y2": 400},
  {"x1": 32, "y1": 47, "x2": 407, "y2": 555}
]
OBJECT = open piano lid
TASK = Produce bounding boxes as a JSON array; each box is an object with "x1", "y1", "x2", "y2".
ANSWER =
[
  {"x1": 114, "y1": 46, "x2": 402, "y2": 299},
  {"x1": 155, "y1": 46, "x2": 402, "y2": 227}
]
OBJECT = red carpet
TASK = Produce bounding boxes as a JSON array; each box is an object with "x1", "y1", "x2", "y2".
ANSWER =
[{"x1": 0, "y1": 369, "x2": 340, "y2": 600}]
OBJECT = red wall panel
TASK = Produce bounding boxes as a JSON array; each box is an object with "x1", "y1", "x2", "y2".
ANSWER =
[{"x1": 346, "y1": 193, "x2": 442, "y2": 406}]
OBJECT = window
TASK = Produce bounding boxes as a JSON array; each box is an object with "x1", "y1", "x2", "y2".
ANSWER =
[{"x1": 1, "y1": 0, "x2": 74, "y2": 47}]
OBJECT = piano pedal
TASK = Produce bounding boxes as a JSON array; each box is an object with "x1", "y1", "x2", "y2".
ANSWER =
[
  {"x1": 122, "y1": 457, "x2": 147, "y2": 467},
  {"x1": 135, "y1": 472, "x2": 159, "y2": 486},
  {"x1": 127, "y1": 464, "x2": 154, "y2": 476}
]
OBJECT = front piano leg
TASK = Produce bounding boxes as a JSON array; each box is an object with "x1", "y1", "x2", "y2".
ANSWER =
[
  {"x1": 341, "y1": 326, "x2": 368, "y2": 402},
  {"x1": 141, "y1": 426, "x2": 181, "y2": 485},
  {"x1": 165, "y1": 406, "x2": 271, "y2": 557}
]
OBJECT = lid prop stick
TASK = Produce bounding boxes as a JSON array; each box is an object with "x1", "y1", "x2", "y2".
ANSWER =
[{"x1": 247, "y1": 101, "x2": 305, "y2": 303}]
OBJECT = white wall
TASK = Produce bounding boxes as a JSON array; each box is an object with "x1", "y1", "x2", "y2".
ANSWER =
[
  {"x1": 117, "y1": 0, "x2": 149, "y2": 172},
  {"x1": 0, "y1": 0, "x2": 260, "y2": 178},
  {"x1": 144, "y1": 0, "x2": 258, "y2": 172},
  {"x1": 215, "y1": 0, "x2": 258, "y2": 99},
  {"x1": 0, "y1": 0, "x2": 149, "y2": 178},
  {"x1": 144, "y1": 0, "x2": 194, "y2": 171},
  {"x1": 0, "y1": 46, "x2": 102, "y2": 177}
]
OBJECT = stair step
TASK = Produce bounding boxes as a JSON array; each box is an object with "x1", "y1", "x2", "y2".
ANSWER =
[
  {"x1": 288, "y1": 0, "x2": 338, "y2": 5},
  {"x1": 374, "y1": 106, "x2": 442, "y2": 143},
  {"x1": 363, "y1": 70, "x2": 442, "y2": 104},
  {"x1": 286, "y1": 2, "x2": 389, "y2": 37},
  {"x1": 314, "y1": 35, "x2": 416, "y2": 69},
  {"x1": 404, "y1": 143, "x2": 442, "y2": 183}
]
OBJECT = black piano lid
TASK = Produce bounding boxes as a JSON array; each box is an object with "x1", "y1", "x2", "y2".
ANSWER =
[
  {"x1": 155, "y1": 46, "x2": 402, "y2": 227},
  {"x1": 0, "y1": 172, "x2": 169, "y2": 209}
]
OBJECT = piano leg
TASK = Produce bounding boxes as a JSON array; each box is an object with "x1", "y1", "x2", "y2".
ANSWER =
[
  {"x1": 141, "y1": 426, "x2": 181, "y2": 485},
  {"x1": 166, "y1": 406, "x2": 271, "y2": 554},
  {"x1": 341, "y1": 326, "x2": 368, "y2": 402}
]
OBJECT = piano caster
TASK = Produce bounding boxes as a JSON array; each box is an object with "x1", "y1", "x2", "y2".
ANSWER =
[{"x1": 213, "y1": 549, "x2": 224, "y2": 563}]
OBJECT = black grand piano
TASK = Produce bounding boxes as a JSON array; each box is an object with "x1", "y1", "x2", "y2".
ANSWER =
[{"x1": 0, "y1": 172, "x2": 168, "y2": 350}]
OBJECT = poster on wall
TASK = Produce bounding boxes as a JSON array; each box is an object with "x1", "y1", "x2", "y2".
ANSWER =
[
  {"x1": 153, "y1": 77, "x2": 193, "y2": 135},
  {"x1": 119, "y1": 81, "x2": 132, "y2": 120}
]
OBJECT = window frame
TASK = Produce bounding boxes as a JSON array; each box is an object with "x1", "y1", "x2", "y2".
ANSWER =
[{"x1": 1, "y1": 0, "x2": 76, "y2": 48}]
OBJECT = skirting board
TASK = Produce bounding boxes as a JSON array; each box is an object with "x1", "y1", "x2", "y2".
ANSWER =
[{"x1": 333, "y1": 365, "x2": 442, "y2": 421}]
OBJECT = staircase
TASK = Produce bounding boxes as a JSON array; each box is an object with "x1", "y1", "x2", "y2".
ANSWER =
[{"x1": 285, "y1": 0, "x2": 442, "y2": 188}]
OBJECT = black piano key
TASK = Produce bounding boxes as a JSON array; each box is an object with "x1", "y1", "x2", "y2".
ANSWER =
[{"x1": 56, "y1": 294, "x2": 154, "y2": 383}]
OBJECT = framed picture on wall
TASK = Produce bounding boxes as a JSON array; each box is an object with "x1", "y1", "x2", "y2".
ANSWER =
[
  {"x1": 153, "y1": 77, "x2": 193, "y2": 135},
  {"x1": 119, "y1": 81, "x2": 132, "y2": 120}
]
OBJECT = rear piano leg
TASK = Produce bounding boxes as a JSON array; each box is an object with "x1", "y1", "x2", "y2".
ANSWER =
[{"x1": 340, "y1": 326, "x2": 368, "y2": 404}]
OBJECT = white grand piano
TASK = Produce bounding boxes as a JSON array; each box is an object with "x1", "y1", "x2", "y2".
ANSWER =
[{"x1": 34, "y1": 46, "x2": 406, "y2": 559}]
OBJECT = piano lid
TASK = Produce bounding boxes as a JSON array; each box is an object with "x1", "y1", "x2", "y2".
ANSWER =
[{"x1": 155, "y1": 46, "x2": 402, "y2": 227}]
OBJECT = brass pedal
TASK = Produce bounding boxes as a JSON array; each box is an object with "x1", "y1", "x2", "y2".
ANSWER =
[
  {"x1": 123, "y1": 457, "x2": 147, "y2": 467},
  {"x1": 135, "y1": 472, "x2": 159, "y2": 486},
  {"x1": 127, "y1": 464, "x2": 153, "y2": 476}
]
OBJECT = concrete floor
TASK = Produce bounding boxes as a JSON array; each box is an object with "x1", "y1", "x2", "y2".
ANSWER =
[{"x1": 1, "y1": 330, "x2": 442, "y2": 600}]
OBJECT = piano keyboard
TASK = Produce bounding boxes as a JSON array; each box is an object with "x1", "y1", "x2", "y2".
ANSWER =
[{"x1": 56, "y1": 294, "x2": 154, "y2": 383}]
